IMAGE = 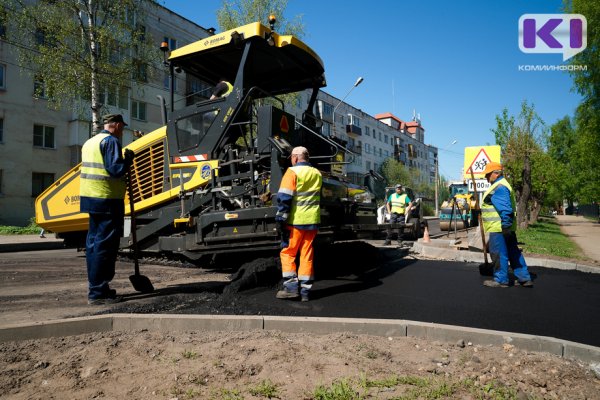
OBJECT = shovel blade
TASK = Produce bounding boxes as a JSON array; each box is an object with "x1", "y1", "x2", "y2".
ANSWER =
[
  {"x1": 129, "y1": 274, "x2": 154, "y2": 293},
  {"x1": 478, "y1": 262, "x2": 494, "y2": 276}
]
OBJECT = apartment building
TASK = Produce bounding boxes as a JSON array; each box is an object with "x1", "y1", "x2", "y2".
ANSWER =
[
  {"x1": 305, "y1": 91, "x2": 437, "y2": 187},
  {"x1": 0, "y1": 4, "x2": 211, "y2": 225}
]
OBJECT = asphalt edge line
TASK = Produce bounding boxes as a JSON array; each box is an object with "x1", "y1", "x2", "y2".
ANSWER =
[{"x1": 0, "y1": 314, "x2": 598, "y2": 364}]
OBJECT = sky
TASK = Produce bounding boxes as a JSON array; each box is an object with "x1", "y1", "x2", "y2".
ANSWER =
[{"x1": 161, "y1": 0, "x2": 582, "y2": 181}]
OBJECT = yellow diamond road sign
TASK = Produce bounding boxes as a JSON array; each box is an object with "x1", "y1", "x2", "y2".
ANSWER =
[{"x1": 463, "y1": 146, "x2": 501, "y2": 180}]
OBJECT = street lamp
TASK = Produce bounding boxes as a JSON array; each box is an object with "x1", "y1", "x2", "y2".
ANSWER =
[
  {"x1": 332, "y1": 76, "x2": 364, "y2": 138},
  {"x1": 435, "y1": 139, "x2": 457, "y2": 216}
]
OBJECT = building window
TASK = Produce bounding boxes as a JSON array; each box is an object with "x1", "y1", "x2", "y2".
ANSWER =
[
  {"x1": 364, "y1": 143, "x2": 370, "y2": 154},
  {"x1": 34, "y1": 76, "x2": 47, "y2": 98},
  {"x1": 321, "y1": 121, "x2": 331, "y2": 137},
  {"x1": 384, "y1": 135, "x2": 388, "y2": 144},
  {"x1": 33, "y1": 124, "x2": 55, "y2": 148},
  {"x1": 0, "y1": 118, "x2": 3, "y2": 142},
  {"x1": 105, "y1": 86, "x2": 128, "y2": 110},
  {"x1": 379, "y1": 131, "x2": 382, "y2": 141},
  {"x1": 133, "y1": 59, "x2": 147, "y2": 82},
  {"x1": 32, "y1": 172, "x2": 54, "y2": 197},
  {"x1": 365, "y1": 126, "x2": 370, "y2": 136},
  {"x1": 365, "y1": 160, "x2": 371, "y2": 170},
  {"x1": 131, "y1": 100, "x2": 147, "y2": 121},
  {"x1": 0, "y1": 63, "x2": 5, "y2": 89}
]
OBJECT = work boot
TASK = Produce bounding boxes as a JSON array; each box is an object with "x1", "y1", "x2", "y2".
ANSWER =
[
  {"x1": 483, "y1": 280, "x2": 508, "y2": 288},
  {"x1": 276, "y1": 289, "x2": 299, "y2": 300},
  {"x1": 301, "y1": 293, "x2": 309, "y2": 302},
  {"x1": 517, "y1": 280, "x2": 534, "y2": 288}
]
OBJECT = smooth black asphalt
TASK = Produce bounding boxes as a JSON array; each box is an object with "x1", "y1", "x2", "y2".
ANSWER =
[{"x1": 233, "y1": 258, "x2": 600, "y2": 347}]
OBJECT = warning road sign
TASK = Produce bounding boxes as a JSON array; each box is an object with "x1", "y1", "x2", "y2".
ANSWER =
[{"x1": 463, "y1": 146, "x2": 501, "y2": 180}]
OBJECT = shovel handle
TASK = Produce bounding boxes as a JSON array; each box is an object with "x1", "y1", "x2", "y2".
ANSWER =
[{"x1": 127, "y1": 168, "x2": 140, "y2": 275}]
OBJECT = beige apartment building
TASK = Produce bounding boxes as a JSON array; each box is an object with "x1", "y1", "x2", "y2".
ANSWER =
[{"x1": 0, "y1": 4, "x2": 211, "y2": 225}]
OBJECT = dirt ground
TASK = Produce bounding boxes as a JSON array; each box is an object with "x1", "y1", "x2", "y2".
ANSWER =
[{"x1": 1, "y1": 247, "x2": 599, "y2": 399}]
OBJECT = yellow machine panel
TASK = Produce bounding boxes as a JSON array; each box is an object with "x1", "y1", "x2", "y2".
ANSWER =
[{"x1": 35, "y1": 125, "x2": 218, "y2": 233}]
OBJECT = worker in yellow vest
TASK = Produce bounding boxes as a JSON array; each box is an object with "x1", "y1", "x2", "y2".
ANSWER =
[
  {"x1": 481, "y1": 162, "x2": 533, "y2": 288},
  {"x1": 80, "y1": 114, "x2": 135, "y2": 304},
  {"x1": 384, "y1": 184, "x2": 412, "y2": 246},
  {"x1": 210, "y1": 79, "x2": 233, "y2": 99},
  {"x1": 275, "y1": 146, "x2": 322, "y2": 302}
]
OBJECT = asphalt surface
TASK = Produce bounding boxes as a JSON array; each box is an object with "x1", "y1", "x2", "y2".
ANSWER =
[
  {"x1": 222, "y1": 258, "x2": 600, "y2": 347},
  {"x1": 98, "y1": 243, "x2": 600, "y2": 348}
]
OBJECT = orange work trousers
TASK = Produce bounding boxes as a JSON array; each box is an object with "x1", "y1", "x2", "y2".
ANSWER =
[{"x1": 280, "y1": 227, "x2": 317, "y2": 292}]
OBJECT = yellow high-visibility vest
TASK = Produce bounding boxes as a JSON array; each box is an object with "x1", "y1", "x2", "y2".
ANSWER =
[
  {"x1": 481, "y1": 179, "x2": 517, "y2": 233},
  {"x1": 389, "y1": 193, "x2": 409, "y2": 214},
  {"x1": 288, "y1": 165, "x2": 322, "y2": 225},
  {"x1": 80, "y1": 133, "x2": 126, "y2": 200}
]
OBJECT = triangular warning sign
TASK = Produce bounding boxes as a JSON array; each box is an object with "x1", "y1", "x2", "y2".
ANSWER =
[
  {"x1": 280, "y1": 115, "x2": 289, "y2": 133},
  {"x1": 468, "y1": 148, "x2": 492, "y2": 175}
]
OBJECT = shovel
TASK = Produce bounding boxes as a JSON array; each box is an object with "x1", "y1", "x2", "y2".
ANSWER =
[
  {"x1": 127, "y1": 168, "x2": 154, "y2": 293},
  {"x1": 469, "y1": 169, "x2": 492, "y2": 276}
]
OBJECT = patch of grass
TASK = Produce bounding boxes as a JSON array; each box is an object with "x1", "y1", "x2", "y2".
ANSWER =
[
  {"x1": 0, "y1": 217, "x2": 43, "y2": 235},
  {"x1": 517, "y1": 219, "x2": 582, "y2": 259},
  {"x1": 182, "y1": 349, "x2": 198, "y2": 359},
  {"x1": 209, "y1": 388, "x2": 244, "y2": 400},
  {"x1": 249, "y1": 379, "x2": 279, "y2": 398},
  {"x1": 325, "y1": 375, "x2": 520, "y2": 400},
  {"x1": 312, "y1": 379, "x2": 362, "y2": 400}
]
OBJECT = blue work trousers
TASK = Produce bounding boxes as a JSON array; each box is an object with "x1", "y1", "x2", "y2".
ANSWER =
[
  {"x1": 488, "y1": 231, "x2": 531, "y2": 284},
  {"x1": 86, "y1": 212, "x2": 123, "y2": 300}
]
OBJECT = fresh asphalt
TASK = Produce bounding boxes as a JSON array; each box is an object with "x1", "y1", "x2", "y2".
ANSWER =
[{"x1": 229, "y1": 257, "x2": 600, "y2": 347}]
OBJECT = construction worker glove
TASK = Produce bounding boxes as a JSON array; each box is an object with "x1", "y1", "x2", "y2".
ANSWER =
[
  {"x1": 275, "y1": 220, "x2": 285, "y2": 236},
  {"x1": 501, "y1": 227, "x2": 512, "y2": 241},
  {"x1": 124, "y1": 149, "x2": 135, "y2": 164}
]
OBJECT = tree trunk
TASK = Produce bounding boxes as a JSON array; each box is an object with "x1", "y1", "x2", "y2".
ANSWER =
[
  {"x1": 517, "y1": 154, "x2": 531, "y2": 229},
  {"x1": 86, "y1": 1, "x2": 101, "y2": 134},
  {"x1": 529, "y1": 198, "x2": 542, "y2": 224}
]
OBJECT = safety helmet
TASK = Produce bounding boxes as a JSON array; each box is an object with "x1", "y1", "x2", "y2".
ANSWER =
[{"x1": 483, "y1": 162, "x2": 503, "y2": 176}]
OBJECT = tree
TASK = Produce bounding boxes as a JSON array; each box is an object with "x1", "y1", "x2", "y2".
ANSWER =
[
  {"x1": 491, "y1": 101, "x2": 545, "y2": 228},
  {"x1": 216, "y1": 0, "x2": 304, "y2": 36},
  {"x1": 565, "y1": 0, "x2": 600, "y2": 203},
  {"x1": 547, "y1": 116, "x2": 578, "y2": 209},
  {"x1": 6, "y1": 0, "x2": 159, "y2": 131}
]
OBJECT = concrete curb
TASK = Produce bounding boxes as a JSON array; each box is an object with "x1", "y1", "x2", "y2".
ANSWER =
[
  {"x1": 412, "y1": 242, "x2": 599, "y2": 274},
  {"x1": 0, "y1": 241, "x2": 65, "y2": 253},
  {"x1": 1, "y1": 314, "x2": 598, "y2": 363}
]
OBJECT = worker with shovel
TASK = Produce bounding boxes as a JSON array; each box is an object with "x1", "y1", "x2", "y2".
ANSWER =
[
  {"x1": 480, "y1": 162, "x2": 533, "y2": 288},
  {"x1": 80, "y1": 114, "x2": 135, "y2": 305}
]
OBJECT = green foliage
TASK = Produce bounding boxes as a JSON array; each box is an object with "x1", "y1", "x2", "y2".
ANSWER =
[
  {"x1": 312, "y1": 379, "x2": 361, "y2": 400},
  {"x1": 209, "y1": 388, "x2": 244, "y2": 400},
  {"x1": 0, "y1": 217, "x2": 44, "y2": 235},
  {"x1": 517, "y1": 218, "x2": 583, "y2": 259},
  {"x1": 248, "y1": 379, "x2": 279, "y2": 398},
  {"x1": 6, "y1": 0, "x2": 160, "y2": 128},
  {"x1": 181, "y1": 349, "x2": 198, "y2": 359},
  {"x1": 562, "y1": 0, "x2": 600, "y2": 203},
  {"x1": 216, "y1": 0, "x2": 304, "y2": 36},
  {"x1": 491, "y1": 101, "x2": 547, "y2": 227}
]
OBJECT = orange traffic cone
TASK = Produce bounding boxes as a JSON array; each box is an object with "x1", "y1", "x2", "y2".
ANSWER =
[{"x1": 423, "y1": 225, "x2": 430, "y2": 243}]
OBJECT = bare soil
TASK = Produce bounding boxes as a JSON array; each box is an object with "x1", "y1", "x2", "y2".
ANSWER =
[{"x1": 0, "y1": 247, "x2": 599, "y2": 399}]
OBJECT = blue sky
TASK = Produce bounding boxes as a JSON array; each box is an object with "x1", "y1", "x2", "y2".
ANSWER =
[{"x1": 161, "y1": 0, "x2": 582, "y2": 181}]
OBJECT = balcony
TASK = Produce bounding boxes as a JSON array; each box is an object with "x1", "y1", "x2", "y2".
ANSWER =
[
  {"x1": 349, "y1": 144, "x2": 362, "y2": 155},
  {"x1": 346, "y1": 124, "x2": 362, "y2": 136}
]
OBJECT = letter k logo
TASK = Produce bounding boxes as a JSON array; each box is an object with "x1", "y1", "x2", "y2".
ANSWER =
[{"x1": 523, "y1": 18, "x2": 562, "y2": 48}]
